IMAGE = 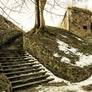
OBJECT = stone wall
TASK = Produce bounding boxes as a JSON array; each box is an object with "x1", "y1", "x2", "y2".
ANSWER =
[
  {"x1": 0, "y1": 15, "x2": 24, "y2": 50},
  {"x1": 0, "y1": 30, "x2": 23, "y2": 50},
  {"x1": 0, "y1": 15, "x2": 22, "y2": 31},
  {"x1": 70, "y1": 8, "x2": 92, "y2": 37},
  {"x1": 23, "y1": 27, "x2": 92, "y2": 82},
  {"x1": 59, "y1": 7, "x2": 92, "y2": 38},
  {"x1": 59, "y1": 12, "x2": 69, "y2": 30}
]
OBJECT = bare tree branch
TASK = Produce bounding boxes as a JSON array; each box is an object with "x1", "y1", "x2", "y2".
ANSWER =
[{"x1": 0, "y1": 7, "x2": 20, "y2": 25}]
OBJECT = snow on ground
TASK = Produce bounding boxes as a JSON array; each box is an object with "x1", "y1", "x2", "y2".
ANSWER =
[
  {"x1": 35, "y1": 58, "x2": 92, "y2": 92},
  {"x1": 57, "y1": 39, "x2": 77, "y2": 54},
  {"x1": 56, "y1": 39, "x2": 92, "y2": 67},
  {"x1": 75, "y1": 53, "x2": 92, "y2": 67},
  {"x1": 53, "y1": 53, "x2": 61, "y2": 58},
  {"x1": 35, "y1": 60, "x2": 92, "y2": 92},
  {"x1": 61, "y1": 57, "x2": 70, "y2": 63},
  {"x1": 25, "y1": 52, "x2": 92, "y2": 92}
]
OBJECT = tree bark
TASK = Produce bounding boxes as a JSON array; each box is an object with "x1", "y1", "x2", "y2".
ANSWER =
[
  {"x1": 39, "y1": 0, "x2": 46, "y2": 29},
  {"x1": 34, "y1": 0, "x2": 46, "y2": 29},
  {"x1": 34, "y1": 0, "x2": 40, "y2": 28}
]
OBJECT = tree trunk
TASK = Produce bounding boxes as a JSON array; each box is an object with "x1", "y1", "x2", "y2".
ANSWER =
[
  {"x1": 34, "y1": 0, "x2": 46, "y2": 29},
  {"x1": 34, "y1": 0, "x2": 40, "y2": 28},
  {"x1": 39, "y1": 0, "x2": 46, "y2": 29}
]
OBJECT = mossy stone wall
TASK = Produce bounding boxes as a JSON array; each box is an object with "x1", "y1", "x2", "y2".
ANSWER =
[{"x1": 23, "y1": 32, "x2": 91, "y2": 82}]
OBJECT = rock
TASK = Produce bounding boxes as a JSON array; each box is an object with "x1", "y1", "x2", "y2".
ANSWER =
[{"x1": 0, "y1": 73, "x2": 12, "y2": 92}]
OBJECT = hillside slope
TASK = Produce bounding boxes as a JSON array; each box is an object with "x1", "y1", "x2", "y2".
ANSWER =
[
  {"x1": 23, "y1": 26, "x2": 92, "y2": 82},
  {"x1": 0, "y1": 14, "x2": 24, "y2": 49}
]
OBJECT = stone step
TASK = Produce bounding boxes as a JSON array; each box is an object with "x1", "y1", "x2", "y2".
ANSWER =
[
  {"x1": 1, "y1": 60, "x2": 36, "y2": 65},
  {"x1": 3, "y1": 65, "x2": 41, "y2": 73},
  {"x1": 0, "y1": 58, "x2": 23, "y2": 61},
  {"x1": 0, "y1": 50, "x2": 54, "y2": 92},
  {"x1": 5, "y1": 68, "x2": 44, "y2": 77},
  {"x1": 18, "y1": 51, "x2": 27, "y2": 54},
  {"x1": 2, "y1": 62, "x2": 39, "y2": 69},
  {"x1": 12, "y1": 74, "x2": 50, "y2": 87},
  {"x1": 22, "y1": 54, "x2": 32, "y2": 56},
  {"x1": 0, "y1": 53, "x2": 20, "y2": 56},
  {"x1": 8, "y1": 71, "x2": 47, "y2": 81},
  {"x1": 12, "y1": 78, "x2": 54, "y2": 91},
  {"x1": 0, "y1": 58, "x2": 36, "y2": 62},
  {"x1": 0, "y1": 58, "x2": 22, "y2": 61},
  {"x1": 23, "y1": 57, "x2": 37, "y2": 60},
  {"x1": 0, "y1": 51, "x2": 19, "y2": 54},
  {"x1": 0, "y1": 56, "x2": 34, "y2": 59},
  {"x1": 22, "y1": 55, "x2": 35, "y2": 57},
  {"x1": 23, "y1": 56, "x2": 36, "y2": 59},
  {"x1": 0, "y1": 56, "x2": 21, "y2": 59},
  {"x1": 0, "y1": 52, "x2": 22, "y2": 55}
]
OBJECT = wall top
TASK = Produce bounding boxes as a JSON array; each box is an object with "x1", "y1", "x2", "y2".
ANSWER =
[{"x1": 68, "y1": 7, "x2": 92, "y2": 15}]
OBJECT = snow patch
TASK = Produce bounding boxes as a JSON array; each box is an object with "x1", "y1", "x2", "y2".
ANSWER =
[
  {"x1": 61, "y1": 34, "x2": 67, "y2": 38},
  {"x1": 76, "y1": 53, "x2": 92, "y2": 67},
  {"x1": 53, "y1": 53, "x2": 61, "y2": 57},
  {"x1": 57, "y1": 39, "x2": 77, "y2": 54},
  {"x1": 57, "y1": 39, "x2": 92, "y2": 67},
  {"x1": 75, "y1": 36, "x2": 82, "y2": 41},
  {"x1": 26, "y1": 52, "x2": 92, "y2": 92},
  {"x1": 61, "y1": 57, "x2": 70, "y2": 63},
  {"x1": 75, "y1": 75, "x2": 92, "y2": 86}
]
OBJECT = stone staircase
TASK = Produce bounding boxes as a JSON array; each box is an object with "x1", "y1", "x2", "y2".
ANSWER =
[{"x1": 0, "y1": 50, "x2": 54, "y2": 92}]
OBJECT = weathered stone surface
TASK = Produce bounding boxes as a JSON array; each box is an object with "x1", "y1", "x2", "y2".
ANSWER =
[
  {"x1": 0, "y1": 73, "x2": 12, "y2": 92},
  {"x1": 59, "y1": 7, "x2": 92, "y2": 38},
  {"x1": 0, "y1": 14, "x2": 24, "y2": 50},
  {"x1": 0, "y1": 15, "x2": 21, "y2": 31},
  {"x1": 23, "y1": 26, "x2": 92, "y2": 82}
]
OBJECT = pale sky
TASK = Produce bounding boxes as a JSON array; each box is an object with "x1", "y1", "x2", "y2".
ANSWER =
[{"x1": 0, "y1": 0, "x2": 92, "y2": 32}]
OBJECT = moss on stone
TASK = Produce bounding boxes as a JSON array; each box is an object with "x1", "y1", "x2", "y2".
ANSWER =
[
  {"x1": 0, "y1": 73, "x2": 12, "y2": 92},
  {"x1": 23, "y1": 26, "x2": 92, "y2": 82}
]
